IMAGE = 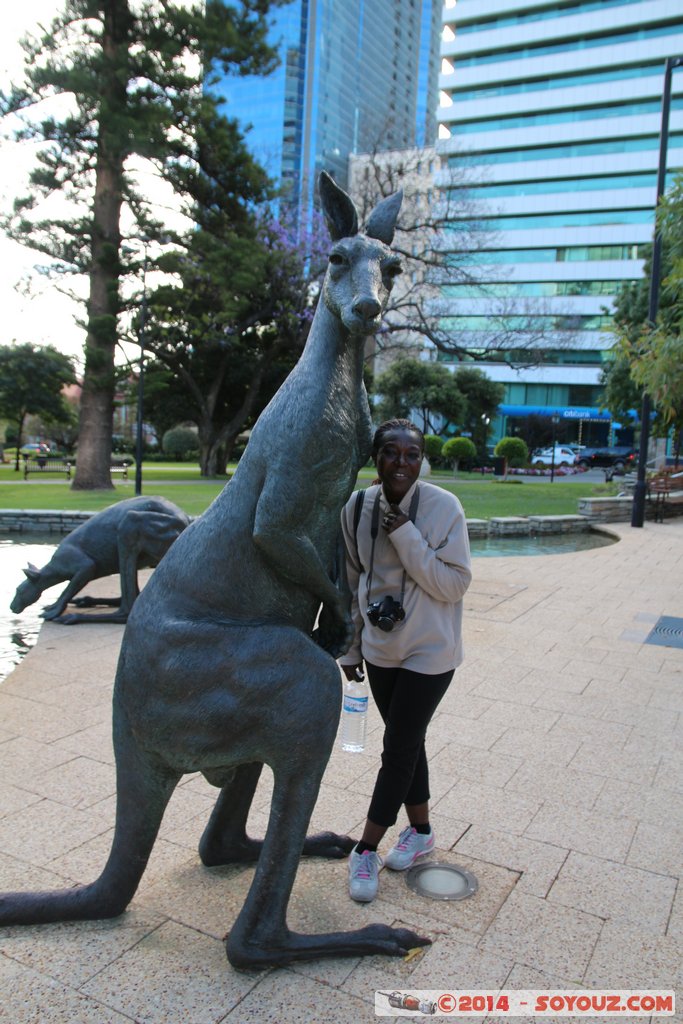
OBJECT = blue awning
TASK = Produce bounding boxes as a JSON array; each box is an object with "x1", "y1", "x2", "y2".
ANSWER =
[{"x1": 499, "y1": 404, "x2": 637, "y2": 423}]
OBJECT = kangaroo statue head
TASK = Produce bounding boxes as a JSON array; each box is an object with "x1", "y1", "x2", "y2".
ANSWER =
[
  {"x1": 10, "y1": 564, "x2": 46, "y2": 613},
  {"x1": 318, "y1": 170, "x2": 403, "y2": 336}
]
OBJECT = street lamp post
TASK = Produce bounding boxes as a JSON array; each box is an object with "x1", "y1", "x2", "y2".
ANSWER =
[
  {"x1": 632, "y1": 56, "x2": 683, "y2": 527},
  {"x1": 481, "y1": 414, "x2": 491, "y2": 476},
  {"x1": 550, "y1": 414, "x2": 560, "y2": 483},
  {"x1": 134, "y1": 248, "x2": 148, "y2": 497}
]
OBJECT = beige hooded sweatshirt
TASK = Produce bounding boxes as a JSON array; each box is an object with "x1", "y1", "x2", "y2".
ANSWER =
[{"x1": 340, "y1": 480, "x2": 472, "y2": 675}]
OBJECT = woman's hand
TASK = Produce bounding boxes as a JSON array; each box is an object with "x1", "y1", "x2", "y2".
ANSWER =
[
  {"x1": 341, "y1": 663, "x2": 365, "y2": 681},
  {"x1": 382, "y1": 503, "x2": 409, "y2": 534}
]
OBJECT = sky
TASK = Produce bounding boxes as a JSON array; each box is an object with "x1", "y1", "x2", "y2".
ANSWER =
[{"x1": 0, "y1": 2, "x2": 89, "y2": 366}]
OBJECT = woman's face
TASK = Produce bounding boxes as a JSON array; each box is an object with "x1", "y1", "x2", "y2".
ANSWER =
[{"x1": 375, "y1": 428, "x2": 423, "y2": 502}]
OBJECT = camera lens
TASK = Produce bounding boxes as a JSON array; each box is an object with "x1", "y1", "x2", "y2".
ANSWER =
[{"x1": 377, "y1": 616, "x2": 395, "y2": 632}]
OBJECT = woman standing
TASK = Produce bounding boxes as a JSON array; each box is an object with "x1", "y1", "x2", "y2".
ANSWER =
[{"x1": 340, "y1": 419, "x2": 472, "y2": 902}]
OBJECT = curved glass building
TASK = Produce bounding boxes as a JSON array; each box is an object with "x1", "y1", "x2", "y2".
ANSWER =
[{"x1": 213, "y1": 0, "x2": 441, "y2": 214}]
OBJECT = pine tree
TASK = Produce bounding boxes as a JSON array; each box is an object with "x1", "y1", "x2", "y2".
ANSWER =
[{"x1": 1, "y1": 0, "x2": 280, "y2": 488}]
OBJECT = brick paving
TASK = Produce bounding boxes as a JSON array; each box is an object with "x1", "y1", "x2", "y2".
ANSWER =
[{"x1": 0, "y1": 520, "x2": 681, "y2": 1023}]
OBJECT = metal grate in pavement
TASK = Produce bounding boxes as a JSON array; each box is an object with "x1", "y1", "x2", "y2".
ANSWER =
[{"x1": 645, "y1": 615, "x2": 683, "y2": 649}]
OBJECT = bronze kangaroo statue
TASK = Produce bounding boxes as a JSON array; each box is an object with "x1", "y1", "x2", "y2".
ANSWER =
[
  {"x1": 10, "y1": 496, "x2": 190, "y2": 625},
  {"x1": 0, "y1": 172, "x2": 430, "y2": 969}
]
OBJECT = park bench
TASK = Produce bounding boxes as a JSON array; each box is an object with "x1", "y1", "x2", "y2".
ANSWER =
[
  {"x1": 23, "y1": 456, "x2": 72, "y2": 480},
  {"x1": 647, "y1": 472, "x2": 683, "y2": 523},
  {"x1": 23, "y1": 457, "x2": 132, "y2": 481}
]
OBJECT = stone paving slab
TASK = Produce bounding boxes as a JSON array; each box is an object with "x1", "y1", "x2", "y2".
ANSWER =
[{"x1": 0, "y1": 522, "x2": 681, "y2": 1021}]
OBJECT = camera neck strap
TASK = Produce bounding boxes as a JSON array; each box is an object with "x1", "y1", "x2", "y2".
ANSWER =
[{"x1": 366, "y1": 485, "x2": 420, "y2": 608}]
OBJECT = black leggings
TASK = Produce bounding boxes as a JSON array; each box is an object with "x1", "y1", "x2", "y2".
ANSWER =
[{"x1": 365, "y1": 662, "x2": 454, "y2": 828}]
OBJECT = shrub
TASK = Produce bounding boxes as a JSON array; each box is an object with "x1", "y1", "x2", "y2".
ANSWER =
[
  {"x1": 162, "y1": 426, "x2": 199, "y2": 460},
  {"x1": 423, "y1": 434, "x2": 444, "y2": 463},
  {"x1": 442, "y1": 436, "x2": 477, "y2": 472},
  {"x1": 494, "y1": 436, "x2": 528, "y2": 467}
]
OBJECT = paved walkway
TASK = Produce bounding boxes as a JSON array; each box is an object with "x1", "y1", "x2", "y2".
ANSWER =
[{"x1": 0, "y1": 521, "x2": 681, "y2": 1023}]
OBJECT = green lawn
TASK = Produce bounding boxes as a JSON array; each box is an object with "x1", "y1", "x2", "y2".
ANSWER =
[{"x1": 0, "y1": 461, "x2": 616, "y2": 519}]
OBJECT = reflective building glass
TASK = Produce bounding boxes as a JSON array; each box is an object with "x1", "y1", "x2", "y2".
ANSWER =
[{"x1": 214, "y1": 0, "x2": 440, "y2": 213}]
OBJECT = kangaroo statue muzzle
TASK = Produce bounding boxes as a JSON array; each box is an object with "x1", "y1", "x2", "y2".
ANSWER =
[{"x1": 0, "y1": 172, "x2": 430, "y2": 969}]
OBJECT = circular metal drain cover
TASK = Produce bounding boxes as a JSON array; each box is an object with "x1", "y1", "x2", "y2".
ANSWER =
[{"x1": 406, "y1": 862, "x2": 478, "y2": 901}]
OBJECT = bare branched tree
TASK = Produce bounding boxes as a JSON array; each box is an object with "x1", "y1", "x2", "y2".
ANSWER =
[{"x1": 348, "y1": 138, "x2": 564, "y2": 372}]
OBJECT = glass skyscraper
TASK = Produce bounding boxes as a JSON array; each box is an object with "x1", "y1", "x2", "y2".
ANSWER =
[
  {"x1": 215, "y1": 0, "x2": 441, "y2": 212},
  {"x1": 437, "y1": 0, "x2": 683, "y2": 447}
]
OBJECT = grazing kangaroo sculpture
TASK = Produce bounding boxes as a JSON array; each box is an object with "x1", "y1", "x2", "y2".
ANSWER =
[
  {"x1": 10, "y1": 497, "x2": 190, "y2": 625},
  {"x1": 0, "y1": 173, "x2": 429, "y2": 969}
]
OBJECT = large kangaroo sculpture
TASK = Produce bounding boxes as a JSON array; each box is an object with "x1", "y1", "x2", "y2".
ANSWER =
[
  {"x1": 10, "y1": 496, "x2": 190, "y2": 625},
  {"x1": 0, "y1": 173, "x2": 429, "y2": 969}
]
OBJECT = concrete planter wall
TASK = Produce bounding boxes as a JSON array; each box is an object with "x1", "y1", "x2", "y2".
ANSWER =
[
  {"x1": 577, "y1": 497, "x2": 634, "y2": 523},
  {"x1": 0, "y1": 510, "x2": 93, "y2": 534},
  {"x1": 0, "y1": 509, "x2": 598, "y2": 539}
]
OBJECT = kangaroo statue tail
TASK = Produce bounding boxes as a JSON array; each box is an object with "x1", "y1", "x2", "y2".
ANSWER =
[
  {"x1": 0, "y1": 878, "x2": 123, "y2": 925},
  {"x1": 0, "y1": 704, "x2": 180, "y2": 926}
]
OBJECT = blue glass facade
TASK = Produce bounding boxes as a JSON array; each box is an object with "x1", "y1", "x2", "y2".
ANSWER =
[
  {"x1": 214, "y1": 0, "x2": 440, "y2": 213},
  {"x1": 214, "y1": 2, "x2": 307, "y2": 200}
]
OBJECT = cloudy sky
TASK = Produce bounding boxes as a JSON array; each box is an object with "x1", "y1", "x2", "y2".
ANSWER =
[{"x1": 1, "y1": 3, "x2": 92, "y2": 366}]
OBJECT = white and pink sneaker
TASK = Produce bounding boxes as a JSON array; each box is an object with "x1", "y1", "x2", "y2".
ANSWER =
[
  {"x1": 384, "y1": 826, "x2": 434, "y2": 871},
  {"x1": 348, "y1": 846, "x2": 383, "y2": 902}
]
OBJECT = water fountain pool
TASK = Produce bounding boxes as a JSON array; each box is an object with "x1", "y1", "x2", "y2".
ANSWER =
[
  {"x1": 470, "y1": 530, "x2": 617, "y2": 558},
  {"x1": 0, "y1": 536, "x2": 57, "y2": 682}
]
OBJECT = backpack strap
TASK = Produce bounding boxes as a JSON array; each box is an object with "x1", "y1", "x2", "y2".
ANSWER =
[{"x1": 352, "y1": 488, "x2": 366, "y2": 569}]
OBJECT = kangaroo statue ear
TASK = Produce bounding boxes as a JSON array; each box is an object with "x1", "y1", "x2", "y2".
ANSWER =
[
  {"x1": 24, "y1": 565, "x2": 41, "y2": 582},
  {"x1": 365, "y1": 190, "x2": 403, "y2": 245},
  {"x1": 319, "y1": 171, "x2": 359, "y2": 241}
]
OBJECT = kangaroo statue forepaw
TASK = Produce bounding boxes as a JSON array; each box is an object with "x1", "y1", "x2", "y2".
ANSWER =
[
  {"x1": 301, "y1": 831, "x2": 356, "y2": 858},
  {"x1": 312, "y1": 606, "x2": 354, "y2": 659},
  {"x1": 41, "y1": 604, "x2": 66, "y2": 620}
]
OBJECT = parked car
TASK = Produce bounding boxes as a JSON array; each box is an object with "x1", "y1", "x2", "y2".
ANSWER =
[
  {"x1": 20, "y1": 443, "x2": 51, "y2": 458},
  {"x1": 530, "y1": 446, "x2": 578, "y2": 467},
  {"x1": 575, "y1": 446, "x2": 637, "y2": 470}
]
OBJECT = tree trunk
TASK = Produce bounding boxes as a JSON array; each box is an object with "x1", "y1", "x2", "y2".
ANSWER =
[
  {"x1": 199, "y1": 438, "x2": 220, "y2": 477},
  {"x1": 72, "y1": 0, "x2": 129, "y2": 490},
  {"x1": 13, "y1": 414, "x2": 25, "y2": 473}
]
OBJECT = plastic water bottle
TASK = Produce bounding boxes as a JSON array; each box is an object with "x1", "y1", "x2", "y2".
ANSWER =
[{"x1": 340, "y1": 673, "x2": 368, "y2": 752}]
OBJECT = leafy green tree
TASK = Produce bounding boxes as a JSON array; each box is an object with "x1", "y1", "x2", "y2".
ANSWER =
[
  {"x1": 608, "y1": 174, "x2": 683, "y2": 457},
  {"x1": 495, "y1": 436, "x2": 528, "y2": 468},
  {"x1": 1, "y1": 0, "x2": 280, "y2": 489},
  {"x1": 137, "y1": 211, "x2": 328, "y2": 476},
  {"x1": 29, "y1": 397, "x2": 81, "y2": 455},
  {"x1": 442, "y1": 436, "x2": 476, "y2": 474},
  {"x1": 375, "y1": 358, "x2": 466, "y2": 434},
  {"x1": 125, "y1": 361, "x2": 190, "y2": 449},
  {"x1": 451, "y1": 367, "x2": 505, "y2": 454},
  {"x1": 0, "y1": 344, "x2": 76, "y2": 470},
  {"x1": 162, "y1": 426, "x2": 198, "y2": 460},
  {"x1": 423, "y1": 434, "x2": 444, "y2": 464},
  {"x1": 599, "y1": 348, "x2": 642, "y2": 427}
]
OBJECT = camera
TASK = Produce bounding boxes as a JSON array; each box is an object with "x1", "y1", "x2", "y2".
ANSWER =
[{"x1": 367, "y1": 596, "x2": 405, "y2": 632}]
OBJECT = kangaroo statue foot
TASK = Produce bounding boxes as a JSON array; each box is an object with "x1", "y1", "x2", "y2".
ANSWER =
[
  {"x1": 197, "y1": 762, "x2": 354, "y2": 867},
  {"x1": 227, "y1": 923, "x2": 430, "y2": 972},
  {"x1": 200, "y1": 830, "x2": 355, "y2": 867}
]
